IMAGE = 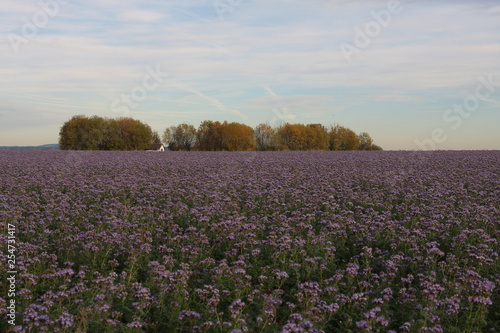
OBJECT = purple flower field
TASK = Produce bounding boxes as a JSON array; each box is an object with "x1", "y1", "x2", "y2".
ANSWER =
[{"x1": 1, "y1": 151, "x2": 499, "y2": 332}]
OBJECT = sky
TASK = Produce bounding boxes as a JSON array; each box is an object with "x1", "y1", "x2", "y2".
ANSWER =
[{"x1": 1, "y1": 0, "x2": 499, "y2": 150}]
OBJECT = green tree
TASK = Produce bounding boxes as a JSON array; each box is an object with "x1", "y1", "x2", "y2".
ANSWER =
[
  {"x1": 255, "y1": 123, "x2": 279, "y2": 151},
  {"x1": 99, "y1": 118, "x2": 124, "y2": 150},
  {"x1": 163, "y1": 124, "x2": 197, "y2": 151},
  {"x1": 369, "y1": 144, "x2": 383, "y2": 151},
  {"x1": 151, "y1": 130, "x2": 162, "y2": 145},
  {"x1": 59, "y1": 115, "x2": 85, "y2": 150},
  {"x1": 118, "y1": 117, "x2": 154, "y2": 150},
  {"x1": 196, "y1": 120, "x2": 223, "y2": 151},
  {"x1": 59, "y1": 115, "x2": 155, "y2": 150},
  {"x1": 59, "y1": 115, "x2": 106, "y2": 150},
  {"x1": 61, "y1": 116, "x2": 379, "y2": 151},
  {"x1": 359, "y1": 132, "x2": 374, "y2": 150},
  {"x1": 329, "y1": 125, "x2": 360, "y2": 151}
]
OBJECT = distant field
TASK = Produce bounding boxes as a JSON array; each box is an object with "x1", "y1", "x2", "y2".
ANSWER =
[{"x1": 1, "y1": 151, "x2": 498, "y2": 332}]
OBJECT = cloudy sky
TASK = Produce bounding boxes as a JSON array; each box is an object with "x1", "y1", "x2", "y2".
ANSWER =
[{"x1": 1, "y1": 0, "x2": 499, "y2": 149}]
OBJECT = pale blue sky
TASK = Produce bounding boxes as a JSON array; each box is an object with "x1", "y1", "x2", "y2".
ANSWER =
[{"x1": 1, "y1": 0, "x2": 499, "y2": 149}]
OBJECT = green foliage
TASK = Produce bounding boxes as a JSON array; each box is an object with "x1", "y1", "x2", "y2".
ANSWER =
[
  {"x1": 164, "y1": 124, "x2": 197, "y2": 151},
  {"x1": 329, "y1": 125, "x2": 360, "y2": 151},
  {"x1": 196, "y1": 120, "x2": 224, "y2": 151},
  {"x1": 255, "y1": 123, "x2": 280, "y2": 151},
  {"x1": 358, "y1": 132, "x2": 373, "y2": 150},
  {"x1": 60, "y1": 116, "x2": 381, "y2": 152},
  {"x1": 59, "y1": 115, "x2": 155, "y2": 150}
]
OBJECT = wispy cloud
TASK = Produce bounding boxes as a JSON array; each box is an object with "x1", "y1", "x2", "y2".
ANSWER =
[
  {"x1": 169, "y1": 83, "x2": 249, "y2": 122},
  {"x1": 118, "y1": 10, "x2": 166, "y2": 23}
]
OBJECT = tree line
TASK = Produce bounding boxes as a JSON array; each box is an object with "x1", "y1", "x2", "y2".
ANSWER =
[
  {"x1": 164, "y1": 121, "x2": 382, "y2": 151},
  {"x1": 59, "y1": 115, "x2": 161, "y2": 150},
  {"x1": 59, "y1": 115, "x2": 382, "y2": 151}
]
